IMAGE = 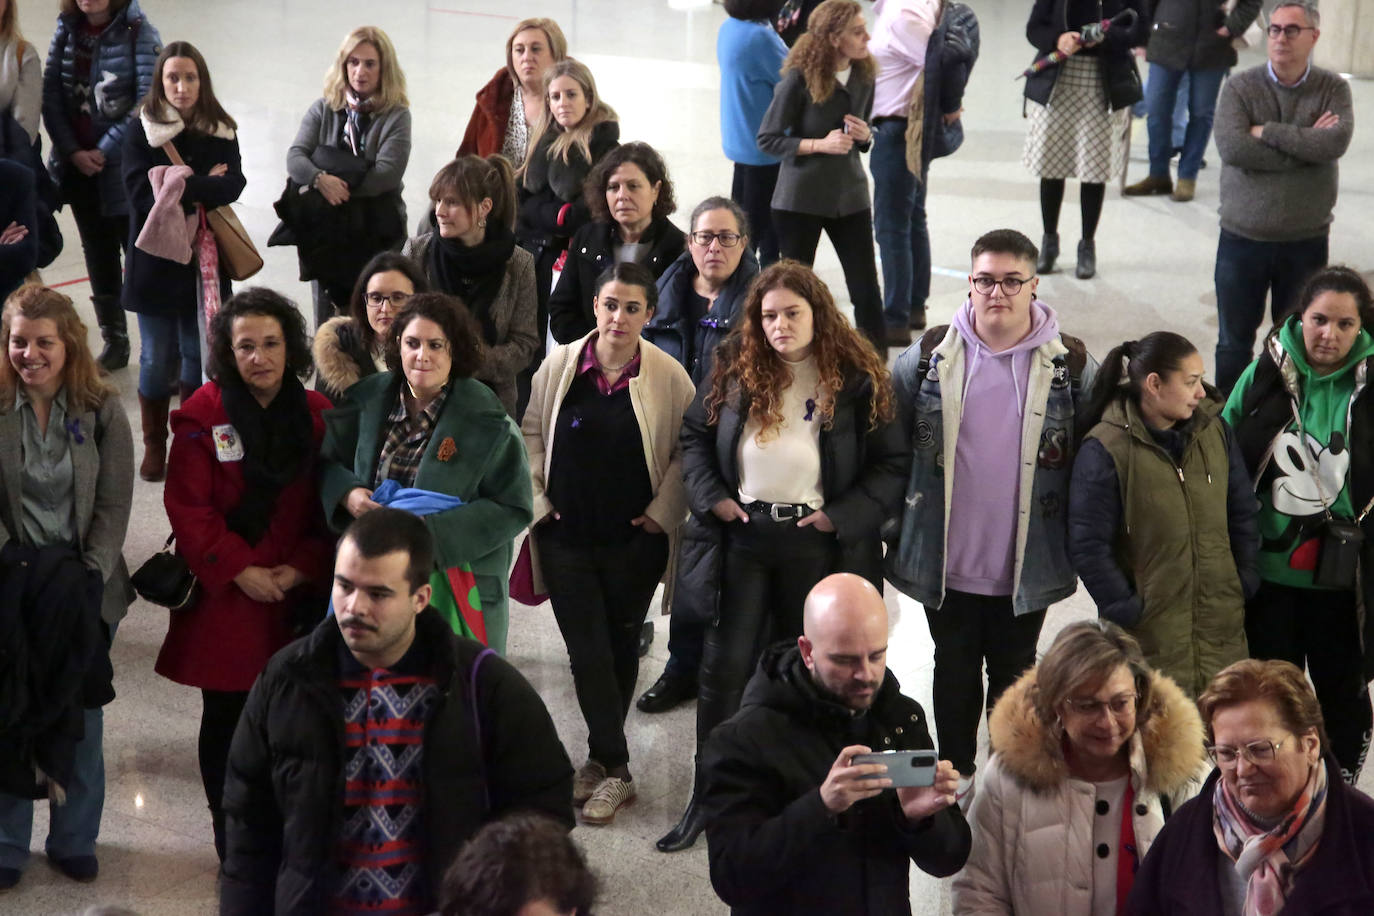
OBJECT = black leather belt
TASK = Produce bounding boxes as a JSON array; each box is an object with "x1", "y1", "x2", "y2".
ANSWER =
[
  {"x1": 743, "y1": 500, "x2": 814, "y2": 521},
  {"x1": 872, "y1": 116, "x2": 908, "y2": 126}
]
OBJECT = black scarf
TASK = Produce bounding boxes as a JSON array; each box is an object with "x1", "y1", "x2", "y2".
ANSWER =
[
  {"x1": 427, "y1": 219, "x2": 516, "y2": 347},
  {"x1": 219, "y1": 372, "x2": 314, "y2": 545}
]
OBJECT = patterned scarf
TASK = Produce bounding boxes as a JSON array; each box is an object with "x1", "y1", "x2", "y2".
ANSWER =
[
  {"x1": 1212, "y1": 757, "x2": 1328, "y2": 916},
  {"x1": 342, "y1": 89, "x2": 372, "y2": 157}
]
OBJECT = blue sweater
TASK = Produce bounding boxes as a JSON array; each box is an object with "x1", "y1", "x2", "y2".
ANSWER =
[{"x1": 717, "y1": 18, "x2": 786, "y2": 166}]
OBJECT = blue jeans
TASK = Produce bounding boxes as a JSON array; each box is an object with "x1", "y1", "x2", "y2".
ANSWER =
[
  {"x1": 137, "y1": 310, "x2": 202, "y2": 399},
  {"x1": 1214, "y1": 229, "x2": 1329, "y2": 393},
  {"x1": 1146, "y1": 64, "x2": 1226, "y2": 181},
  {"x1": 0, "y1": 623, "x2": 116, "y2": 870},
  {"x1": 870, "y1": 119, "x2": 930, "y2": 327}
]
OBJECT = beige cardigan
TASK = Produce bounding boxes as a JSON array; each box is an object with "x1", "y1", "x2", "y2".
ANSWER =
[{"x1": 521, "y1": 331, "x2": 695, "y2": 595}]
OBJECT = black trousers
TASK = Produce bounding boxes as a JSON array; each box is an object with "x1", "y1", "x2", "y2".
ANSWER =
[
  {"x1": 1246, "y1": 581, "x2": 1372, "y2": 783},
  {"x1": 731, "y1": 162, "x2": 780, "y2": 267},
  {"x1": 924, "y1": 590, "x2": 1046, "y2": 775},
  {"x1": 64, "y1": 170, "x2": 127, "y2": 302},
  {"x1": 199, "y1": 688, "x2": 250, "y2": 861},
  {"x1": 773, "y1": 207, "x2": 884, "y2": 351},
  {"x1": 696, "y1": 518, "x2": 837, "y2": 753},
  {"x1": 539, "y1": 525, "x2": 669, "y2": 769}
]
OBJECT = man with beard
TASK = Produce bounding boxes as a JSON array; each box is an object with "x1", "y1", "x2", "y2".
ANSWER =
[
  {"x1": 699, "y1": 573, "x2": 970, "y2": 915},
  {"x1": 219, "y1": 509, "x2": 573, "y2": 916}
]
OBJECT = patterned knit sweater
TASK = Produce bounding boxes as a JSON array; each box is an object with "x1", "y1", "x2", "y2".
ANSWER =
[{"x1": 330, "y1": 642, "x2": 440, "y2": 915}]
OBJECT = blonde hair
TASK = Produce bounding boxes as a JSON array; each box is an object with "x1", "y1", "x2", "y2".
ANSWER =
[
  {"x1": 784, "y1": 0, "x2": 877, "y2": 104},
  {"x1": 504, "y1": 18, "x2": 568, "y2": 88},
  {"x1": 0, "y1": 285, "x2": 117, "y2": 413},
  {"x1": 0, "y1": 0, "x2": 20, "y2": 44},
  {"x1": 523, "y1": 59, "x2": 617, "y2": 181},
  {"x1": 323, "y1": 26, "x2": 409, "y2": 112}
]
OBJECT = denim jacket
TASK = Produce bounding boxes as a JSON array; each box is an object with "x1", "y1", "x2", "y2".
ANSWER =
[{"x1": 885, "y1": 323, "x2": 1096, "y2": 615}]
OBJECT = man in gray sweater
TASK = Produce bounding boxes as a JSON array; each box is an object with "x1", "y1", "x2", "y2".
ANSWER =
[{"x1": 1212, "y1": 0, "x2": 1353, "y2": 393}]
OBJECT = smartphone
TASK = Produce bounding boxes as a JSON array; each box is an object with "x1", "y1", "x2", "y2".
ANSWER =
[{"x1": 852, "y1": 750, "x2": 939, "y2": 788}]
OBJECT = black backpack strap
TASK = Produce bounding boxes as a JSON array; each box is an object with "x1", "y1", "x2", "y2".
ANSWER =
[
  {"x1": 914, "y1": 324, "x2": 951, "y2": 377},
  {"x1": 1057, "y1": 332, "x2": 1089, "y2": 390}
]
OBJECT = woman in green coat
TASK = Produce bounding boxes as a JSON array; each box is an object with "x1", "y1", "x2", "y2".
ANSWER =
[{"x1": 320, "y1": 292, "x2": 532, "y2": 653}]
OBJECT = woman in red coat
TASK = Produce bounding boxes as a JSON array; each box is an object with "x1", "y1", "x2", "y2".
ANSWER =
[
  {"x1": 457, "y1": 17, "x2": 567, "y2": 168},
  {"x1": 157, "y1": 287, "x2": 334, "y2": 862}
]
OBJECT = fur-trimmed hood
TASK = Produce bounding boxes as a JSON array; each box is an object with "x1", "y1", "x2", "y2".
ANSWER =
[
  {"x1": 311, "y1": 316, "x2": 380, "y2": 400},
  {"x1": 140, "y1": 107, "x2": 236, "y2": 149},
  {"x1": 988, "y1": 667, "x2": 1206, "y2": 797}
]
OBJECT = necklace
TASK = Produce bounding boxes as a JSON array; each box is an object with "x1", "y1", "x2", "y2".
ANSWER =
[{"x1": 595, "y1": 345, "x2": 637, "y2": 374}]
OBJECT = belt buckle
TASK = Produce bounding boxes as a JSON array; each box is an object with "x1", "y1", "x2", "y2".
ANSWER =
[{"x1": 770, "y1": 503, "x2": 795, "y2": 522}]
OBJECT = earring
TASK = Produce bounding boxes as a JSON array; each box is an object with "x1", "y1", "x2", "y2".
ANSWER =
[{"x1": 478, "y1": 219, "x2": 487, "y2": 228}]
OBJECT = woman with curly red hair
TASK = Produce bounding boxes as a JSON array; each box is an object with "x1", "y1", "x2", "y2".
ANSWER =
[{"x1": 656, "y1": 259, "x2": 909, "y2": 852}]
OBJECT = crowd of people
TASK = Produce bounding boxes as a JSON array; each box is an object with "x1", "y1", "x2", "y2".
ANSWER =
[{"x1": 1, "y1": 0, "x2": 1372, "y2": 913}]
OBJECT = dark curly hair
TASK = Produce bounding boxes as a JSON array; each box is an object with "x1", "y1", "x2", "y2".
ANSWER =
[
  {"x1": 706, "y1": 260, "x2": 893, "y2": 437},
  {"x1": 584, "y1": 140, "x2": 676, "y2": 223},
  {"x1": 347, "y1": 251, "x2": 430, "y2": 356},
  {"x1": 385, "y1": 292, "x2": 486, "y2": 380},
  {"x1": 208, "y1": 287, "x2": 313, "y2": 383},
  {"x1": 439, "y1": 814, "x2": 597, "y2": 916}
]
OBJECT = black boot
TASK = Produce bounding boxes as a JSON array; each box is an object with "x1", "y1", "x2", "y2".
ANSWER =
[
  {"x1": 657, "y1": 772, "x2": 708, "y2": 852},
  {"x1": 638, "y1": 621, "x2": 654, "y2": 658},
  {"x1": 91, "y1": 295, "x2": 129, "y2": 371},
  {"x1": 1037, "y1": 233, "x2": 1060, "y2": 274},
  {"x1": 1075, "y1": 239, "x2": 1097, "y2": 280}
]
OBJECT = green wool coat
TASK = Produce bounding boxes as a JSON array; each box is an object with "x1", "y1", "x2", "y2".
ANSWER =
[{"x1": 319, "y1": 372, "x2": 532, "y2": 654}]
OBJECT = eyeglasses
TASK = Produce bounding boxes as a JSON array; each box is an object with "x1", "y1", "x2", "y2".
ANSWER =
[
  {"x1": 366, "y1": 291, "x2": 412, "y2": 309},
  {"x1": 690, "y1": 231, "x2": 742, "y2": 249},
  {"x1": 972, "y1": 275, "x2": 1031, "y2": 296},
  {"x1": 1267, "y1": 24, "x2": 1316, "y2": 40},
  {"x1": 1062, "y1": 692, "x2": 1138, "y2": 718},
  {"x1": 1205, "y1": 738, "x2": 1289, "y2": 767}
]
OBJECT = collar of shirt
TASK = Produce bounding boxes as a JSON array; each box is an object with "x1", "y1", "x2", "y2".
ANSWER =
[
  {"x1": 1267, "y1": 58, "x2": 1312, "y2": 88},
  {"x1": 336, "y1": 623, "x2": 434, "y2": 676},
  {"x1": 15, "y1": 385, "x2": 68, "y2": 412},
  {"x1": 387, "y1": 380, "x2": 451, "y2": 430},
  {"x1": 577, "y1": 334, "x2": 642, "y2": 396}
]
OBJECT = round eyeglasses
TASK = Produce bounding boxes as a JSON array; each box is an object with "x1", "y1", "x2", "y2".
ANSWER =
[{"x1": 972, "y1": 275, "x2": 1031, "y2": 296}]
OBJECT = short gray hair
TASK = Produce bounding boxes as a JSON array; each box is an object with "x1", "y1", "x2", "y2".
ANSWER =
[{"x1": 1272, "y1": 0, "x2": 1319, "y2": 28}]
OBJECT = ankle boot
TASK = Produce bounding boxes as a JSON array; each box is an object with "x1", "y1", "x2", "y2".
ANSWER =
[
  {"x1": 1075, "y1": 239, "x2": 1097, "y2": 280},
  {"x1": 139, "y1": 394, "x2": 170, "y2": 482},
  {"x1": 1037, "y1": 233, "x2": 1060, "y2": 274},
  {"x1": 656, "y1": 757, "x2": 708, "y2": 853},
  {"x1": 91, "y1": 295, "x2": 130, "y2": 371}
]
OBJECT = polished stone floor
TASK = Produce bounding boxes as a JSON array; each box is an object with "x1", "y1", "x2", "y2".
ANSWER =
[{"x1": 6, "y1": 0, "x2": 1374, "y2": 913}]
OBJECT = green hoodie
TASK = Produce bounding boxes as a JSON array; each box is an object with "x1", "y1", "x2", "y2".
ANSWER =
[{"x1": 1223, "y1": 317, "x2": 1374, "y2": 588}]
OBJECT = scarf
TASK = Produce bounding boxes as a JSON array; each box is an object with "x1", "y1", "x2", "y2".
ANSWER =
[
  {"x1": 342, "y1": 89, "x2": 373, "y2": 156},
  {"x1": 426, "y1": 220, "x2": 516, "y2": 347},
  {"x1": 218, "y1": 372, "x2": 314, "y2": 545},
  {"x1": 1212, "y1": 757, "x2": 1328, "y2": 916}
]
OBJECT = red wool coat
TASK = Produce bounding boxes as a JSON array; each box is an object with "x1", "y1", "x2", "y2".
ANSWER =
[
  {"x1": 156, "y1": 382, "x2": 335, "y2": 692},
  {"x1": 457, "y1": 68, "x2": 514, "y2": 159}
]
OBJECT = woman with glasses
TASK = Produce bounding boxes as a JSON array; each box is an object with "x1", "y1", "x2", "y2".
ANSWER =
[
  {"x1": 1069, "y1": 331, "x2": 1259, "y2": 698},
  {"x1": 1127, "y1": 658, "x2": 1374, "y2": 915},
  {"x1": 313, "y1": 251, "x2": 428, "y2": 402},
  {"x1": 953, "y1": 620, "x2": 1207, "y2": 915},
  {"x1": 1222, "y1": 266, "x2": 1374, "y2": 785},
  {"x1": 405, "y1": 155, "x2": 538, "y2": 417},
  {"x1": 547, "y1": 142, "x2": 684, "y2": 344}
]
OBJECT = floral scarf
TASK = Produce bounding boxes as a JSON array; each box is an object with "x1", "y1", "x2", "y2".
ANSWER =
[
  {"x1": 1212, "y1": 757, "x2": 1328, "y2": 916},
  {"x1": 342, "y1": 88, "x2": 373, "y2": 156}
]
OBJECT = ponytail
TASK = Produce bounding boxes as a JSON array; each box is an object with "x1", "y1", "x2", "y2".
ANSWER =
[{"x1": 1077, "y1": 332, "x2": 1199, "y2": 443}]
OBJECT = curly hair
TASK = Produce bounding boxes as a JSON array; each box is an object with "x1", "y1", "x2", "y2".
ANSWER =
[
  {"x1": 784, "y1": 0, "x2": 876, "y2": 105},
  {"x1": 385, "y1": 293, "x2": 486, "y2": 380},
  {"x1": 584, "y1": 140, "x2": 676, "y2": 223},
  {"x1": 706, "y1": 260, "x2": 892, "y2": 438},
  {"x1": 439, "y1": 814, "x2": 597, "y2": 916},
  {"x1": 208, "y1": 287, "x2": 314, "y2": 383},
  {"x1": 0, "y1": 284, "x2": 117, "y2": 413}
]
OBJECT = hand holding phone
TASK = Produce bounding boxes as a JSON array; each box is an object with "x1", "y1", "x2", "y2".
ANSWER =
[{"x1": 850, "y1": 750, "x2": 939, "y2": 787}]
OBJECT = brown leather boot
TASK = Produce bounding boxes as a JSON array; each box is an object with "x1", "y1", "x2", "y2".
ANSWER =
[{"x1": 139, "y1": 394, "x2": 170, "y2": 482}]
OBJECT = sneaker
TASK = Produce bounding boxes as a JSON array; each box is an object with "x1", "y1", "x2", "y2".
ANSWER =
[
  {"x1": 1122, "y1": 174, "x2": 1173, "y2": 196},
  {"x1": 573, "y1": 760, "x2": 607, "y2": 807},
  {"x1": 581, "y1": 776, "x2": 636, "y2": 825},
  {"x1": 1170, "y1": 178, "x2": 1196, "y2": 202},
  {"x1": 955, "y1": 773, "x2": 977, "y2": 814}
]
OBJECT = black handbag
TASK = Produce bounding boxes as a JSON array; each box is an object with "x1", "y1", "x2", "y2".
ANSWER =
[
  {"x1": 130, "y1": 534, "x2": 199, "y2": 610},
  {"x1": 1292, "y1": 401, "x2": 1373, "y2": 589}
]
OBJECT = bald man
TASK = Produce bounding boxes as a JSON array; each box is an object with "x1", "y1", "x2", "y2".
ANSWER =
[{"x1": 699, "y1": 574, "x2": 970, "y2": 916}]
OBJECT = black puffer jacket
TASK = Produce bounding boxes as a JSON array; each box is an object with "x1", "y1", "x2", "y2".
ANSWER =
[
  {"x1": 1024, "y1": 0, "x2": 1147, "y2": 111},
  {"x1": 219, "y1": 609, "x2": 574, "y2": 915},
  {"x1": 673, "y1": 368, "x2": 908, "y2": 625},
  {"x1": 644, "y1": 247, "x2": 760, "y2": 387},
  {"x1": 701, "y1": 643, "x2": 971, "y2": 915},
  {"x1": 547, "y1": 215, "x2": 687, "y2": 344},
  {"x1": 1144, "y1": 0, "x2": 1260, "y2": 72}
]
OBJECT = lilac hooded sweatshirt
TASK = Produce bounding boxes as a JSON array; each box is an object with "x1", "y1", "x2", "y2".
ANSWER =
[{"x1": 944, "y1": 298, "x2": 1061, "y2": 596}]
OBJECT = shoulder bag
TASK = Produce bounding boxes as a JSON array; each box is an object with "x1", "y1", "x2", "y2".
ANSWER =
[{"x1": 164, "y1": 139, "x2": 263, "y2": 281}]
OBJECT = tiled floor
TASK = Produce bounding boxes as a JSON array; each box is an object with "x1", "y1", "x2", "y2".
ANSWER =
[{"x1": 5, "y1": 0, "x2": 1374, "y2": 913}]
